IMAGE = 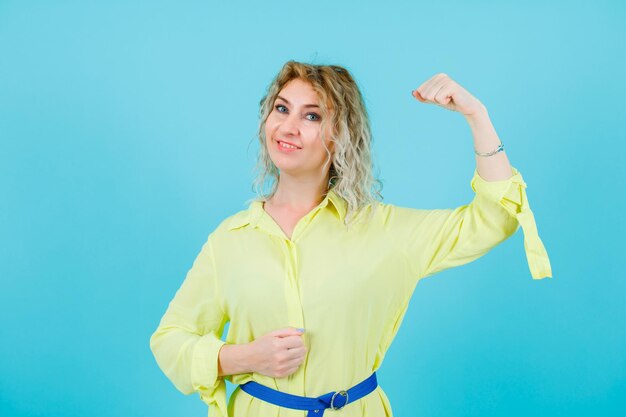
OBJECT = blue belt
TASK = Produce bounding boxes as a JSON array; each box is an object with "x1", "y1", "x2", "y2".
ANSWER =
[{"x1": 240, "y1": 371, "x2": 378, "y2": 416}]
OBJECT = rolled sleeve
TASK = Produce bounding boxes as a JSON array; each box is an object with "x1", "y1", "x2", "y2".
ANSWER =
[
  {"x1": 391, "y1": 166, "x2": 552, "y2": 281},
  {"x1": 470, "y1": 166, "x2": 552, "y2": 280},
  {"x1": 149, "y1": 234, "x2": 229, "y2": 416},
  {"x1": 192, "y1": 333, "x2": 227, "y2": 408}
]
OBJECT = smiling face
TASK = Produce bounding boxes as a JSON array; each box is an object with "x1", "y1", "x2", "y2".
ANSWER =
[{"x1": 265, "y1": 78, "x2": 335, "y2": 180}]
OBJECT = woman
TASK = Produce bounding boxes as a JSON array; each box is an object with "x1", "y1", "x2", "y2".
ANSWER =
[{"x1": 149, "y1": 61, "x2": 552, "y2": 417}]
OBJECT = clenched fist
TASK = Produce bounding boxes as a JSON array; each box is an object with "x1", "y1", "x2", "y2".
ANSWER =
[
  {"x1": 412, "y1": 73, "x2": 485, "y2": 117},
  {"x1": 248, "y1": 327, "x2": 308, "y2": 378}
]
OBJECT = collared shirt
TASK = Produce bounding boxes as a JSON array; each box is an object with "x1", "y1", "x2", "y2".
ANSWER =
[{"x1": 150, "y1": 166, "x2": 552, "y2": 417}]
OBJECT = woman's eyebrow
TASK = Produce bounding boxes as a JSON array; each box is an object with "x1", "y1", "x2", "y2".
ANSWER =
[{"x1": 276, "y1": 95, "x2": 320, "y2": 108}]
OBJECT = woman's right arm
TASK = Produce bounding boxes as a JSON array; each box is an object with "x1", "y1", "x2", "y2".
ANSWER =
[
  {"x1": 221, "y1": 327, "x2": 307, "y2": 378},
  {"x1": 217, "y1": 343, "x2": 254, "y2": 377},
  {"x1": 149, "y1": 234, "x2": 229, "y2": 414}
]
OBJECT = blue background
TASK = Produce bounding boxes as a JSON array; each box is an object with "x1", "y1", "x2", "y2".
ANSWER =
[{"x1": 1, "y1": 1, "x2": 624, "y2": 416}]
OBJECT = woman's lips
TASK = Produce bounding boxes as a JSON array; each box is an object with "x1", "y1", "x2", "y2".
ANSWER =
[{"x1": 276, "y1": 139, "x2": 301, "y2": 153}]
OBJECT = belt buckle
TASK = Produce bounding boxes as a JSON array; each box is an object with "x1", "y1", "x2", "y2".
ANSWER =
[{"x1": 330, "y1": 390, "x2": 349, "y2": 410}]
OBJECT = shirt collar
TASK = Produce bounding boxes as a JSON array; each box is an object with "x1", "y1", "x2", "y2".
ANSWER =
[{"x1": 227, "y1": 188, "x2": 347, "y2": 231}]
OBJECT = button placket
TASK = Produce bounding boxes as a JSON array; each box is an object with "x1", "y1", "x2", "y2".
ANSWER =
[
  {"x1": 281, "y1": 238, "x2": 307, "y2": 395},
  {"x1": 284, "y1": 239, "x2": 304, "y2": 326}
]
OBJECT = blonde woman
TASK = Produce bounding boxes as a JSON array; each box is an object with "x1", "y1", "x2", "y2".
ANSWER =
[{"x1": 150, "y1": 61, "x2": 552, "y2": 417}]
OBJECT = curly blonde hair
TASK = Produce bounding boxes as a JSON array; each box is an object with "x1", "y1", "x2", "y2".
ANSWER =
[{"x1": 246, "y1": 60, "x2": 384, "y2": 228}]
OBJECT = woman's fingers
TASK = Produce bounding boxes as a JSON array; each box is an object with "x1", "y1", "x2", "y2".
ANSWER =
[
  {"x1": 281, "y1": 334, "x2": 305, "y2": 349},
  {"x1": 412, "y1": 73, "x2": 484, "y2": 116},
  {"x1": 434, "y1": 83, "x2": 454, "y2": 106},
  {"x1": 286, "y1": 346, "x2": 307, "y2": 360},
  {"x1": 412, "y1": 89, "x2": 426, "y2": 101},
  {"x1": 414, "y1": 73, "x2": 439, "y2": 98},
  {"x1": 415, "y1": 73, "x2": 445, "y2": 101},
  {"x1": 413, "y1": 72, "x2": 477, "y2": 113},
  {"x1": 421, "y1": 74, "x2": 449, "y2": 101}
]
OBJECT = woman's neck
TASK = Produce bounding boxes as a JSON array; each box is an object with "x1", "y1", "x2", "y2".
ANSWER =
[{"x1": 268, "y1": 174, "x2": 330, "y2": 210}]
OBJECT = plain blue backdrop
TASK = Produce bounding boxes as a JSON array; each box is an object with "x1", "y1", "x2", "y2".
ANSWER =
[{"x1": 1, "y1": 1, "x2": 624, "y2": 416}]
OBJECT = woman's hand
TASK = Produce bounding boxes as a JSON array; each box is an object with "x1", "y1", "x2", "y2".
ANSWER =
[
  {"x1": 247, "y1": 327, "x2": 307, "y2": 378},
  {"x1": 412, "y1": 73, "x2": 486, "y2": 118}
]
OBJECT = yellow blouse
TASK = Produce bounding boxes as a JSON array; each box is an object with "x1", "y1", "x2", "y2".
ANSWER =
[{"x1": 149, "y1": 166, "x2": 552, "y2": 417}]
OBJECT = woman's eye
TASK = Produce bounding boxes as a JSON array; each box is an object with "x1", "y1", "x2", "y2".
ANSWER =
[{"x1": 274, "y1": 104, "x2": 320, "y2": 121}]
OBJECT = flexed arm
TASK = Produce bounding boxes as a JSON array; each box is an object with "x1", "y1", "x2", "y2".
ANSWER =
[
  {"x1": 412, "y1": 73, "x2": 513, "y2": 181},
  {"x1": 390, "y1": 73, "x2": 553, "y2": 280}
]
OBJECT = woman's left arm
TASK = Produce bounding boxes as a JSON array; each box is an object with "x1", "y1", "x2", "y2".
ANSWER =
[
  {"x1": 412, "y1": 73, "x2": 513, "y2": 181},
  {"x1": 404, "y1": 73, "x2": 553, "y2": 280}
]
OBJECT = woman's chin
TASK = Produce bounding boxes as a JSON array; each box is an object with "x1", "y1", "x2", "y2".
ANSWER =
[
  {"x1": 271, "y1": 161, "x2": 308, "y2": 176},
  {"x1": 272, "y1": 163, "x2": 298, "y2": 174},
  {"x1": 270, "y1": 153, "x2": 301, "y2": 169}
]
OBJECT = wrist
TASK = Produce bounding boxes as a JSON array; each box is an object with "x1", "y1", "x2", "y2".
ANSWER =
[
  {"x1": 240, "y1": 342, "x2": 256, "y2": 374},
  {"x1": 463, "y1": 102, "x2": 488, "y2": 123},
  {"x1": 218, "y1": 342, "x2": 255, "y2": 377}
]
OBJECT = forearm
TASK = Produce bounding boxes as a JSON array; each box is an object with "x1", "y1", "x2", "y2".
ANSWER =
[
  {"x1": 217, "y1": 343, "x2": 254, "y2": 377},
  {"x1": 464, "y1": 104, "x2": 514, "y2": 181}
]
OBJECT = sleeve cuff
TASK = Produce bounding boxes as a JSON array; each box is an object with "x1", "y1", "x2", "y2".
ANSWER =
[
  {"x1": 471, "y1": 166, "x2": 553, "y2": 280},
  {"x1": 191, "y1": 333, "x2": 228, "y2": 415}
]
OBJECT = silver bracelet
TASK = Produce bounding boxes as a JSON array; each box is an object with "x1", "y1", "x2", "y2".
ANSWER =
[{"x1": 474, "y1": 142, "x2": 504, "y2": 157}]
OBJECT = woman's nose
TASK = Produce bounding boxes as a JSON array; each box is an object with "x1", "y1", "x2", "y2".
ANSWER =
[{"x1": 278, "y1": 113, "x2": 300, "y2": 135}]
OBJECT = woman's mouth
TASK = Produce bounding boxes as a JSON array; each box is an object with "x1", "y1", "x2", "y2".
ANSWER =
[{"x1": 276, "y1": 139, "x2": 301, "y2": 153}]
